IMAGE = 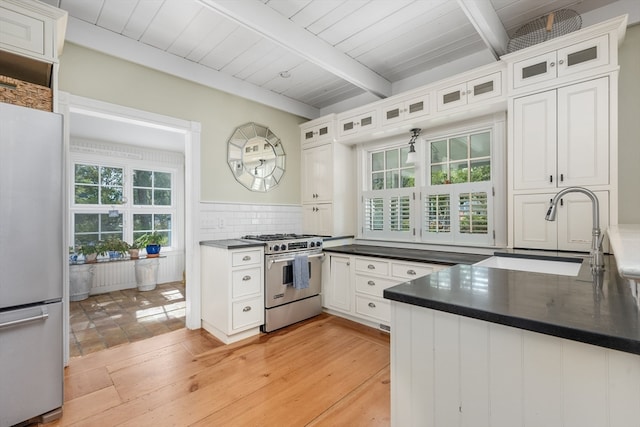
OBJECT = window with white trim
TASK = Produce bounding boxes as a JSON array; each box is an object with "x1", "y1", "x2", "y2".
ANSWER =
[
  {"x1": 423, "y1": 130, "x2": 492, "y2": 245},
  {"x1": 362, "y1": 146, "x2": 415, "y2": 239},
  {"x1": 359, "y1": 119, "x2": 502, "y2": 247},
  {"x1": 71, "y1": 161, "x2": 175, "y2": 251}
]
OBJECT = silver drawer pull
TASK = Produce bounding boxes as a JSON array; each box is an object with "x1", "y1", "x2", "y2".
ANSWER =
[
  {"x1": 367, "y1": 264, "x2": 375, "y2": 270},
  {"x1": 242, "y1": 255, "x2": 251, "y2": 261},
  {"x1": 407, "y1": 269, "x2": 416, "y2": 275},
  {"x1": 368, "y1": 302, "x2": 376, "y2": 308},
  {"x1": 242, "y1": 275, "x2": 251, "y2": 281},
  {"x1": 367, "y1": 280, "x2": 375, "y2": 286},
  {"x1": 242, "y1": 306, "x2": 252, "y2": 312}
]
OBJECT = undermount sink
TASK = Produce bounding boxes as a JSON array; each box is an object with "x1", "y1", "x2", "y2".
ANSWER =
[{"x1": 474, "y1": 255, "x2": 583, "y2": 276}]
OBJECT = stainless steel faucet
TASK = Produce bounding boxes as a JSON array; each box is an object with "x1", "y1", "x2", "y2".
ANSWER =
[{"x1": 545, "y1": 187, "x2": 605, "y2": 272}]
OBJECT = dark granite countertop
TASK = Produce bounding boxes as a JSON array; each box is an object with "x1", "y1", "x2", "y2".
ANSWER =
[
  {"x1": 199, "y1": 239, "x2": 265, "y2": 249},
  {"x1": 384, "y1": 256, "x2": 640, "y2": 355},
  {"x1": 323, "y1": 244, "x2": 490, "y2": 265}
]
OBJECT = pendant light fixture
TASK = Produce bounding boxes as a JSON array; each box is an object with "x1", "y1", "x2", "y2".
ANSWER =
[{"x1": 406, "y1": 128, "x2": 421, "y2": 164}]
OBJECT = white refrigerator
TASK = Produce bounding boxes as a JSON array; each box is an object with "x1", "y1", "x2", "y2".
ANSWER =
[{"x1": 0, "y1": 102, "x2": 64, "y2": 426}]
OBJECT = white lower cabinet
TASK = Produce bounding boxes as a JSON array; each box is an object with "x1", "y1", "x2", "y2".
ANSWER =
[
  {"x1": 390, "y1": 302, "x2": 640, "y2": 427},
  {"x1": 325, "y1": 255, "x2": 351, "y2": 313},
  {"x1": 201, "y1": 245, "x2": 264, "y2": 344},
  {"x1": 514, "y1": 191, "x2": 609, "y2": 251},
  {"x1": 324, "y1": 253, "x2": 446, "y2": 330}
]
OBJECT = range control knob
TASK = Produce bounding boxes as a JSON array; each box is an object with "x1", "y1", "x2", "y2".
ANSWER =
[
  {"x1": 280, "y1": 244, "x2": 287, "y2": 251},
  {"x1": 316, "y1": 241, "x2": 322, "y2": 247},
  {"x1": 272, "y1": 245, "x2": 279, "y2": 251},
  {"x1": 310, "y1": 242, "x2": 315, "y2": 247}
]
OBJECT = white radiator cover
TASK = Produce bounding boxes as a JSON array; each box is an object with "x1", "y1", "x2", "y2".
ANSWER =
[{"x1": 88, "y1": 251, "x2": 185, "y2": 294}]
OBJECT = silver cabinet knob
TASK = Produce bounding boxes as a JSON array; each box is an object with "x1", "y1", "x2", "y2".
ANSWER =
[
  {"x1": 367, "y1": 280, "x2": 376, "y2": 286},
  {"x1": 407, "y1": 269, "x2": 416, "y2": 275},
  {"x1": 367, "y1": 264, "x2": 375, "y2": 270},
  {"x1": 242, "y1": 275, "x2": 251, "y2": 281},
  {"x1": 242, "y1": 306, "x2": 251, "y2": 312},
  {"x1": 242, "y1": 255, "x2": 251, "y2": 261},
  {"x1": 368, "y1": 302, "x2": 376, "y2": 308}
]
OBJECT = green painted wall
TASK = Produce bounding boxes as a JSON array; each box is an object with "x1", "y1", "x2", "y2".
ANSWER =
[
  {"x1": 618, "y1": 23, "x2": 640, "y2": 223},
  {"x1": 58, "y1": 43, "x2": 306, "y2": 205}
]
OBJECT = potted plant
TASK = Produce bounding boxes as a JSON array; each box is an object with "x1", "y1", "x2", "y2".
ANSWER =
[
  {"x1": 127, "y1": 241, "x2": 140, "y2": 259},
  {"x1": 98, "y1": 236, "x2": 129, "y2": 259},
  {"x1": 76, "y1": 243, "x2": 99, "y2": 263},
  {"x1": 136, "y1": 232, "x2": 167, "y2": 258}
]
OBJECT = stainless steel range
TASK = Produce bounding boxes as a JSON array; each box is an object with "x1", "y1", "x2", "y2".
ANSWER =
[{"x1": 242, "y1": 234, "x2": 325, "y2": 332}]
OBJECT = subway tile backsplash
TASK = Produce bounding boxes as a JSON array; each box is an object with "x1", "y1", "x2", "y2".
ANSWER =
[{"x1": 199, "y1": 202, "x2": 302, "y2": 241}]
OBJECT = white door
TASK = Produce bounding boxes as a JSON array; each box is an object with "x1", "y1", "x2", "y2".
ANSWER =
[
  {"x1": 514, "y1": 194, "x2": 558, "y2": 250},
  {"x1": 556, "y1": 77, "x2": 609, "y2": 187},
  {"x1": 512, "y1": 90, "x2": 557, "y2": 190}
]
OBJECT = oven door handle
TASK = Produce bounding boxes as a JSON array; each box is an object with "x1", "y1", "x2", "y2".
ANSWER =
[{"x1": 268, "y1": 253, "x2": 325, "y2": 269}]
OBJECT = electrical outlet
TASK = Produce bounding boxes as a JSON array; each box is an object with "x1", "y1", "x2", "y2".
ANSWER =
[{"x1": 218, "y1": 217, "x2": 225, "y2": 229}]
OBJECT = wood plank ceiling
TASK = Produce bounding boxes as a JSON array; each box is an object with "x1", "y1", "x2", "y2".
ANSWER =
[{"x1": 44, "y1": 0, "x2": 620, "y2": 117}]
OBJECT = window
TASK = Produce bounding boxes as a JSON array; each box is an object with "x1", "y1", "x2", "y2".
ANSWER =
[
  {"x1": 362, "y1": 146, "x2": 415, "y2": 238},
  {"x1": 424, "y1": 130, "x2": 492, "y2": 245},
  {"x1": 74, "y1": 165, "x2": 124, "y2": 205},
  {"x1": 71, "y1": 162, "x2": 175, "y2": 252},
  {"x1": 359, "y1": 119, "x2": 502, "y2": 247}
]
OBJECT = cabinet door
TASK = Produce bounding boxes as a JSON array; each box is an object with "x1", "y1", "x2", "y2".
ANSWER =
[
  {"x1": 558, "y1": 191, "x2": 609, "y2": 252},
  {"x1": 437, "y1": 82, "x2": 468, "y2": 111},
  {"x1": 301, "y1": 143, "x2": 333, "y2": 203},
  {"x1": 467, "y1": 72, "x2": 502, "y2": 105},
  {"x1": 338, "y1": 111, "x2": 376, "y2": 138},
  {"x1": 0, "y1": 6, "x2": 46, "y2": 57},
  {"x1": 514, "y1": 194, "x2": 558, "y2": 250},
  {"x1": 514, "y1": 191, "x2": 609, "y2": 252},
  {"x1": 327, "y1": 255, "x2": 352, "y2": 312},
  {"x1": 301, "y1": 121, "x2": 333, "y2": 145},
  {"x1": 512, "y1": 51, "x2": 558, "y2": 89},
  {"x1": 302, "y1": 203, "x2": 333, "y2": 236},
  {"x1": 512, "y1": 90, "x2": 557, "y2": 190},
  {"x1": 557, "y1": 77, "x2": 609, "y2": 187},
  {"x1": 557, "y1": 35, "x2": 609, "y2": 78},
  {"x1": 381, "y1": 92, "x2": 430, "y2": 127}
]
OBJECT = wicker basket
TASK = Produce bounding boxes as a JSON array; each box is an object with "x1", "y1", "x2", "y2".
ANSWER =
[{"x1": 0, "y1": 75, "x2": 52, "y2": 112}]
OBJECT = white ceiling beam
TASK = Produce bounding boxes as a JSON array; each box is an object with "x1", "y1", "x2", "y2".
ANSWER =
[
  {"x1": 456, "y1": 0, "x2": 510, "y2": 59},
  {"x1": 197, "y1": 0, "x2": 392, "y2": 99}
]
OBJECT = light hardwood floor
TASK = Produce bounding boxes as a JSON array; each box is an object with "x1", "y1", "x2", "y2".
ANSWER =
[{"x1": 46, "y1": 313, "x2": 391, "y2": 427}]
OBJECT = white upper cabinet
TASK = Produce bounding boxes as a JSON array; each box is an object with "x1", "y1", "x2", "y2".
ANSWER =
[
  {"x1": 512, "y1": 77, "x2": 609, "y2": 191},
  {"x1": 512, "y1": 35, "x2": 609, "y2": 90},
  {"x1": 381, "y1": 90, "x2": 430, "y2": 127},
  {"x1": 436, "y1": 72, "x2": 502, "y2": 112},
  {"x1": 337, "y1": 109, "x2": 377, "y2": 139},
  {"x1": 0, "y1": 0, "x2": 67, "y2": 63},
  {"x1": 300, "y1": 115, "x2": 335, "y2": 146},
  {"x1": 301, "y1": 143, "x2": 333, "y2": 204}
]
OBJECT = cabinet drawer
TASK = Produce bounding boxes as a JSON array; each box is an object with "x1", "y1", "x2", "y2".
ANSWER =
[
  {"x1": 231, "y1": 267, "x2": 262, "y2": 299},
  {"x1": 232, "y1": 250, "x2": 262, "y2": 267},
  {"x1": 391, "y1": 262, "x2": 439, "y2": 280},
  {"x1": 354, "y1": 258, "x2": 389, "y2": 276},
  {"x1": 355, "y1": 274, "x2": 398, "y2": 297},
  {"x1": 232, "y1": 296, "x2": 263, "y2": 331},
  {"x1": 355, "y1": 295, "x2": 390, "y2": 323}
]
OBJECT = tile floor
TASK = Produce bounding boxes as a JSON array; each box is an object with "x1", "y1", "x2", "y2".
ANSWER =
[{"x1": 69, "y1": 281, "x2": 186, "y2": 357}]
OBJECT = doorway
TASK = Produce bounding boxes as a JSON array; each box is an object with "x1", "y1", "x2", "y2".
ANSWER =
[{"x1": 58, "y1": 93, "x2": 202, "y2": 363}]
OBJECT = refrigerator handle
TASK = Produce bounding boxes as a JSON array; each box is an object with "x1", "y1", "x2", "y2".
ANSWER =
[{"x1": 0, "y1": 307, "x2": 49, "y2": 330}]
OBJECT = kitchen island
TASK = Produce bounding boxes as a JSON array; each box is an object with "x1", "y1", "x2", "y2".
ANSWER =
[{"x1": 384, "y1": 255, "x2": 640, "y2": 427}]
